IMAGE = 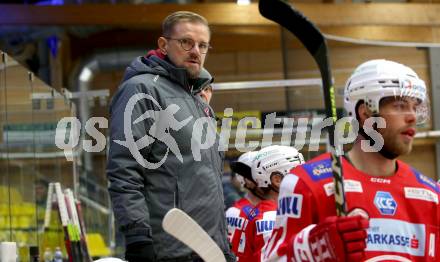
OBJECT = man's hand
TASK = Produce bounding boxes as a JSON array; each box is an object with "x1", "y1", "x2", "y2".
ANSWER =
[{"x1": 291, "y1": 215, "x2": 369, "y2": 262}]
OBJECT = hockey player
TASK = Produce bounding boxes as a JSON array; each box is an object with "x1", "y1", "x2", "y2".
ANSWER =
[
  {"x1": 263, "y1": 59, "x2": 439, "y2": 262},
  {"x1": 229, "y1": 151, "x2": 262, "y2": 207},
  {"x1": 227, "y1": 151, "x2": 260, "y2": 252},
  {"x1": 237, "y1": 145, "x2": 304, "y2": 262}
]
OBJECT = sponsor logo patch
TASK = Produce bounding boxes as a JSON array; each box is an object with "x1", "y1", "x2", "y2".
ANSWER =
[
  {"x1": 366, "y1": 218, "x2": 425, "y2": 256},
  {"x1": 413, "y1": 169, "x2": 440, "y2": 193},
  {"x1": 404, "y1": 187, "x2": 439, "y2": 204},
  {"x1": 277, "y1": 193, "x2": 303, "y2": 218},
  {"x1": 323, "y1": 180, "x2": 363, "y2": 196},
  {"x1": 303, "y1": 159, "x2": 333, "y2": 181},
  {"x1": 370, "y1": 177, "x2": 391, "y2": 184},
  {"x1": 226, "y1": 216, "x2": 245, "y2": 230},
  {"x1": 242, "y1": 205, "x2": 259, "y2": 221},
  {"x1": 374, "y1": 191, "x2": 397, "y2": 216},
  {"x1": 256, "y1": 219, "x2": 275, "y2": 235}
]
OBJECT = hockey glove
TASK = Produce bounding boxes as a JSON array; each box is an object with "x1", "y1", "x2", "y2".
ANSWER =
[{"x1": 291, "y1": 215, "x2": 369, "y2": 262}]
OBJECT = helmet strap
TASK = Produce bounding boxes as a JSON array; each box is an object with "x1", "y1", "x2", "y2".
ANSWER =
[
  {"x1": 250, "y1": 187, "x2": 266, "y2": 200},
  {"x1": 251, "y1": 187, "x2": 276, "y2": 200},
  {"x1": 268, "y1": 184, "x2": 279, "y2": 194}
]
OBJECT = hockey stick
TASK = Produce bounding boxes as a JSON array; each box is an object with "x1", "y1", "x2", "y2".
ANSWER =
[
  {"x1": 63, "y1": 191, "x2": 83, "y2": 262},
  {"x1": 259, "y1": 0, "x2": 347, "y2": 216},
  {"x1": 162, "y1": 208, "x2": 226, "y2": 262},
  {"x1": 54, "y1": 183, "x2": 76, "y2": 261},
  {"x1": 42, "y1": 183, "x2": 55, "y2": 234},
  {"x1": 65, "y1": 189, "x2": 92, "y2": 262},
  {"x1": 75, "y1": 198, "x2": 93, "y2": 262}
]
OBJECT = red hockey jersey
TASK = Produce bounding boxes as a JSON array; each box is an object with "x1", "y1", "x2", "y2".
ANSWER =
[
  {"x1": 226, "y1": 197, "x2": 256, "y2": 254},
  {"x1": 264, "y1": 153, "x2": 440, "y2": 262},
  {"x1": 238, "y1": 200, "x2": 277, "y2": 262}
]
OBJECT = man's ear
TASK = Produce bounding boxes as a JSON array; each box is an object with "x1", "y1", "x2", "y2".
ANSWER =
[{"x1": 157, "y1": 37, "x2": 168, "y2": 55}]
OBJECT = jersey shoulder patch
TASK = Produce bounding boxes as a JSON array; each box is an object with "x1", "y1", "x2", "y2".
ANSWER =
[
  {"x1": 411, "y1": 167, "x2": 440, "y2": 193},
  {"x1": 302, "y1": 157, "x2": 333, "y2": 181},
  {"x1": 242, "y1": 205, "x2": 259, "y2": 221}
]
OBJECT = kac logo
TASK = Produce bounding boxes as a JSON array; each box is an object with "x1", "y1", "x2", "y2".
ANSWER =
[{"x1": 374, "y1": 191, "x2": 397, "y2": 216}]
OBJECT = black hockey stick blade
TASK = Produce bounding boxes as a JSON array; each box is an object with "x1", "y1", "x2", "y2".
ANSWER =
[
  {"x1": 259, "y1": 0, "x2": 347, "y2": 216},
  {"x1": 259, "y1": 0, "x2": 324, "y2": 61}
]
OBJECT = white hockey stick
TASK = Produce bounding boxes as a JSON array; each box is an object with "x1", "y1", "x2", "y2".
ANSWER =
[
  {"x1": 162, "y1": 208, "x2": 226, "y2": 262},
  {"x1": 42, "y1": 183, "x2": 55, "y2": 232}
]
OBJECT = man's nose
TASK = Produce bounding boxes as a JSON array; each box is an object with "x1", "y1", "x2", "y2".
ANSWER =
[
  {"x1": 405, "y1": 109, "x2": 417, "y2": 124},
  {"x1": 189, "y1": 44, "x2": 201, "y2": 55}
]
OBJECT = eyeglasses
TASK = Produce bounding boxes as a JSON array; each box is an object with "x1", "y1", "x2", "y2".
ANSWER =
[{"x1": 165, "y1": 37, "x2": 211, "y2": 54}]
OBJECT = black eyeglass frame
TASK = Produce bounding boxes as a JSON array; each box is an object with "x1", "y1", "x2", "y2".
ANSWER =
[{"x1": 164, "y1": 37, "x2": 212, "y2": 54}]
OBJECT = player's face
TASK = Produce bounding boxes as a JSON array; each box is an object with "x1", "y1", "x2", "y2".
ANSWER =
[
  {"x1": 378, "y1": 97, "x2": 418, "y2": 157},
  {"x1": 160, "y1": 21, "x2": 210, "y2": 79},
  {"x1": 231, "y1": 175, "x2": 244, "y2": 192}
]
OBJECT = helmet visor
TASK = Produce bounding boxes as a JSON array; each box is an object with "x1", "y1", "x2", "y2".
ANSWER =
[{"x1": 379, "y1": 96, "x2": 430, "y2": 125}]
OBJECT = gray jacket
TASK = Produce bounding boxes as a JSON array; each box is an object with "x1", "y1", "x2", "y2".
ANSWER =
[{"x1": 107, "y1": 55, "x2": 231, "y2": 260}]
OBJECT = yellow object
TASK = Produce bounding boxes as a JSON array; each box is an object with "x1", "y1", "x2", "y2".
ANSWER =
[
  {"x1": 86, "y1": 233, "x2": 111, "y2": 258},
  {"x1": 0, "y1": 186, "x2": 23, "y2": 203}
]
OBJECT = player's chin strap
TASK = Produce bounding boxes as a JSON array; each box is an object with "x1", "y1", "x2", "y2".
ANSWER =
[
  {"x1": 246, "y1": 186, "x2": 277, "y2": 200},
  {"x1": 253, "y1": 188, "x2": 269, "y2": 200},
  {"x1": 243, "y1": 177, "x2": 281, "y2": 199},
  {"x1": 359, "y1": 113, "x2": 398, "y2": 160},
  {"x1": 244, "y1": 183, "x2": 265, "y2": 200},
  {"x1": 268, "y1": 184, "x2": 279, "y2": 194}
]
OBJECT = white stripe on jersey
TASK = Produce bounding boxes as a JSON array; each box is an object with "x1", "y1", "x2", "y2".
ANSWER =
[{"x1": 263, "y1": 174, "x2": 299, "y2": 262}]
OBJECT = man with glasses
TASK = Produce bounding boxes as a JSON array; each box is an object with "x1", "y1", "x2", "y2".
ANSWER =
[{"x1": 107, "y1": 11, "x2": 233, "y2": 262}]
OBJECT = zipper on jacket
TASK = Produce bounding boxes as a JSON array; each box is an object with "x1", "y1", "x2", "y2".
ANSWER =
[
  {"x1": 174, "y1": 184, "x2": 179, "y2": 208},
  {"x1": 153, "y1": 74, "x2": 159, "y2": 82}
]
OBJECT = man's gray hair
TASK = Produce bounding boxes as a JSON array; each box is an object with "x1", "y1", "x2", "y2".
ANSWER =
[{"x1": 162, "y1": 11, "x2": 210, "y2": 37}]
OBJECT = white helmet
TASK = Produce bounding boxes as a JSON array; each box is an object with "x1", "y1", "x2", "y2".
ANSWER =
[
  {"x1": 94, "y1": 258, "x2": 126, "y2": 262},
  {"x1": 252, "y1": 145, "x2": 304, "y2": 188},
  {"x1": 230, "y1": 151, "x2": 258, "y2": 183},
  {"x1": 344, "y1": 59, "x2": 428, "y2": 123}
]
